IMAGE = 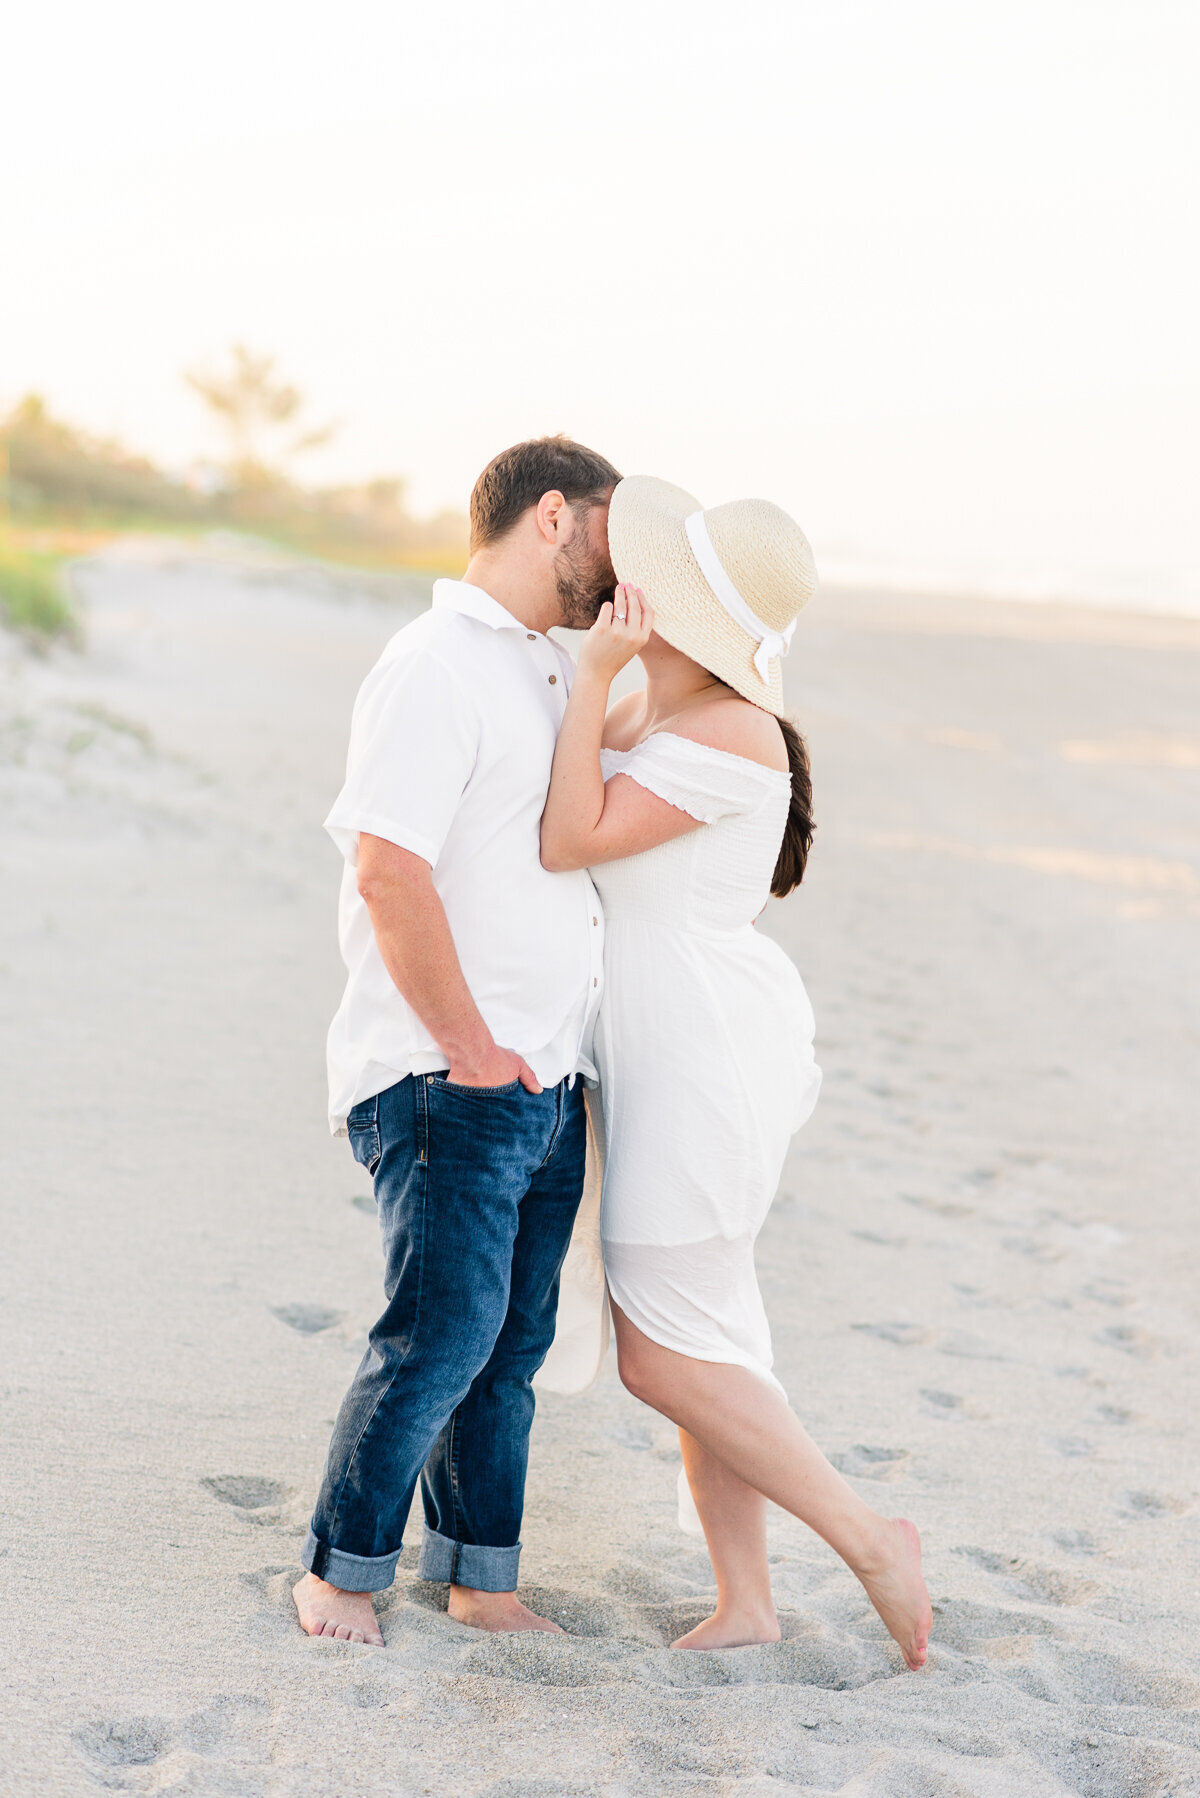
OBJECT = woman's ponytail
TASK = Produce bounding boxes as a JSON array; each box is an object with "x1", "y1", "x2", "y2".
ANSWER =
[{"x1": 770, "y1": 718, "x2": 815, "y2": 898}]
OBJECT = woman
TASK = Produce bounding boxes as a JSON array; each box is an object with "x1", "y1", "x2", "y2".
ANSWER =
[{"x1": 540, "y1": 477, "x2": 931, "y2": 1670}]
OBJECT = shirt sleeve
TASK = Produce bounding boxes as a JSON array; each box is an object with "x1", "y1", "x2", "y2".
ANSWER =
[
  {"x1": 324, "y1": 648, "x2": 480, "y2": 868},
  {"x1": 605, "y1": 735, "x2": 783, "y2": 824}
]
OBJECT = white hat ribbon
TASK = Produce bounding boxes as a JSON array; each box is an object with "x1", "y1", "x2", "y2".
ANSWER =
[{"x1": 684, "y1": 510, "x2": 796, "y2": 681}]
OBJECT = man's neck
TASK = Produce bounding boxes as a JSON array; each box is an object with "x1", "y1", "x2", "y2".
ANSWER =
[{"x1": 460, "y1": 552, "x2": 561, "y2": 636}]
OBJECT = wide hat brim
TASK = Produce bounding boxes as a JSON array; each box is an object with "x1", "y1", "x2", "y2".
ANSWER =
[{"x1": 607, "y1": 476, "x2": 815, "y2": 714}]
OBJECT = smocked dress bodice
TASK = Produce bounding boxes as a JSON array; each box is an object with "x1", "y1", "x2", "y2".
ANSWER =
[{"x1": 595, "y1": 733, "x2": 791, "y2": 933}]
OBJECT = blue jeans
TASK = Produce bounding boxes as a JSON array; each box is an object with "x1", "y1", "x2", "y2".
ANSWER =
[{"x1": 302, "y1": 1072, "x2": 585, "y2": 1593}]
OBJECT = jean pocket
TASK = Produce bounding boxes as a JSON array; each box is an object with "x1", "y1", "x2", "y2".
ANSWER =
[
  {"x1": 348, "y1": 1127, "x2": 381, "y2": 1175},
  {"x1": 347, "y1": 1097, "x2": 381, "y2": 1174},
  {"x1": 427, "y1": 1076, "x2": 523, "y2": 1099}
]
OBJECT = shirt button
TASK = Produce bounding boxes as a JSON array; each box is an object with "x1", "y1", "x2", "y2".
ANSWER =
[
  {"x1": 593, "y1": 977, "x2": 599, "y2": 987},
  {"x1": 548, "y1": 674, "x2": 557, "y2": 685},
  {"x1": 592, "y1": 916, "x2": 598, "y2": 925},
  {"x1": 527, "y1": 632, "x2": 536, "y2": 640}
]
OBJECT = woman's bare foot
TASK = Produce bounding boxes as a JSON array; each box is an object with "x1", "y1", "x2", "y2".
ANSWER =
[
  {"x1": 293, "y1": 1572, "x2": 385, "y2": 1645},
  {"x1": 671, "y1": 1606, "x2": 781, "y2": 1651},
  {"x1": 852, "y1": 1517, "x2": 932, "y2": 1670},
  {"x1": 447, "y1": 1586, "x2": 564, "y2": 1633}
]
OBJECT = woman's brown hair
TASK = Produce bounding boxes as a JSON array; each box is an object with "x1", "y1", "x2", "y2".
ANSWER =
[{"x1": 771, "y1": 717, "x2": 815, "y2": 898}]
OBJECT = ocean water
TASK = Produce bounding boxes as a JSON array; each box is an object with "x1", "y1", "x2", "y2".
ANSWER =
[{"x1": 816, "y1": 556, "x2": 1200, "y2": 621}]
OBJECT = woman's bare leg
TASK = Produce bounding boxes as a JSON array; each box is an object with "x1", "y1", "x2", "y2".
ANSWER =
[
  {"x1": 672, "y1": 1430, "x2": 780, "y2": 1649},
  {"x1": 612, "y1": 1303, "x2": 931, "y2": 1669}
]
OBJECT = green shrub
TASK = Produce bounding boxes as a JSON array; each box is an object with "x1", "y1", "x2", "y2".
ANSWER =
[{"x1": 0, "y1": 538, "x2": 75, "y2": 639}]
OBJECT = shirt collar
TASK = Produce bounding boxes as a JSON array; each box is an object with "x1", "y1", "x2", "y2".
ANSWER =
[{"x1": 432, "y1": 578, "x2": 530, "y2": 633}]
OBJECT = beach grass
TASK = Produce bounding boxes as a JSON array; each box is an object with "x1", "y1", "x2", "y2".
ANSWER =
[{"x1": 0, "y1": 529, "x2": 76, "y2": 640}]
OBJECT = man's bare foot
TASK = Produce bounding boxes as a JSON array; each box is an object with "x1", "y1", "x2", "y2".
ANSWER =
[
  {"x1": 292, "y1": 1572, "x2": 385, "y2": 1646},
  {"x1": 447, "y1": 1585, "x2": 564, "y2": 1633},
  {"x1": 671, "y1": 1607, "x2": 781, "y2": 1651},
  {"x1": 852, "y1": 1517, "x2": 932, "y2": 1670}
]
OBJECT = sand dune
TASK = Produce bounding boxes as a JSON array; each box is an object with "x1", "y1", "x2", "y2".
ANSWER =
[{"x1": 2, "y1": 545, "x2": 1198, "y2": 1796}]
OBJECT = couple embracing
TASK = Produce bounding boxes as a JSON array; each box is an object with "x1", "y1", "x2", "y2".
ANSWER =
[{"x1": 293, "y1": 437, "x2": 931, "y2": 1670}]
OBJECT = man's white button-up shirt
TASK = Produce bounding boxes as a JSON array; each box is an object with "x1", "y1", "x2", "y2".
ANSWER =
[{"x1": 324, "y1": 578, "x2": 605, "y2": 1133}]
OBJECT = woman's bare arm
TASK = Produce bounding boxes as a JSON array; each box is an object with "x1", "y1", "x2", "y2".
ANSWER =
[{"x1": 540, "y1": 587, "x2": 702, "y2": 872}]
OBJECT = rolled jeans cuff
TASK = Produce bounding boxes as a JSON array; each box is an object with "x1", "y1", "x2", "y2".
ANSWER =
[
  {"x1": 417, "y1": 1524, "x2": 521, "y2": 1592},
  {"x1": 301, "y1": 1527, "x2": 401, "y2": 1593}
]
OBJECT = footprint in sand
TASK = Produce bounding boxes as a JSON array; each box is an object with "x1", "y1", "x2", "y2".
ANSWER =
[
  {"x1": 920, "y1": 1388, "x2": 973, "y2": 1420},
  {"x1": 1045, "y1": 1435, "x2": 1095, "y2": 1459},
  {"x1": 178, "y1": 1696, "x2": 272, "y2": 1757},
  {"x1": 1093, "y1": 1402, "x2": 1138, "y2": 1426},
  {"x1": 934, "y1": 1603, "x2": 1200, "y2": 1748},
  {"x1": 1048, "y1": 1528, "x2": 1101, "y2": 1557},
  {"x1": 270, "y1": 1302, "x2": 345, "y2": 1334},
  {"x1": 631, "y1": 1618, "x2": 893, "y2": 1693},
  {"x1": 901, "y1": 1193, "x2": 975, "y2": 1219},
  {"x1": 239, "y1": 1562, "x2": 300, "y2": 1591},
  {"x1": 337, "y1": 1682, "x2": 391, "y2": 1709},
  {"x1": 74, "y1": 1698, "x2": 271, "y2": 1785},
  {"x1": 1116, "y1": 1490, "x2": 1191, "y2": 1521},
  {"x1": 957, "y1": 1547, "x2": 1100, "y2": 1607},
  {"x1": 950, "y1": 1282, "x2": 1002, "y2": 1310},
  {"x1": 1036, "y1": 1733, "x2": 1200, "y2": 1798},
  {"x1": 625, "y1": 1736, "x2": 745, "y2": 1782},
  {"x1": 1002, "y1": 1235, "x2": 1067, "y2": 1263},
  {"x1": 830, "y1": 1444, "x2": 912, "y2": 1483},
  {"x1": 1017, "y1": 1645, "x2": 1200, "y2": 1712},
  {"x1": 929, "y1": 1597, "x2": 1062, "y2": 1653},
  {"x1": 517, "y1": 1587, "x2": 629, "y2": 1640},
  {"x1": 1095, "y1": 1323, "x2": 1164, "y2": 1359},
  {"x1": 200, "y1": 1474, "x2": 289, "y2": 1517},
  {"x1": 610, "y1": 1423, "x2": 654, "y2": 1451},
  {"x1": 851, "y1": 1321, "x2": 932, "y2": 1347},
  {"x1": 240, "y1": 1565, "x2": 328, "y2": 1643},
  {"x1": 73, "y1": 1716, "x2": 170, "y2": 1774},
  {"x1": 1080, "y1": 1278, "x2": 1135, "y2": 1307}
]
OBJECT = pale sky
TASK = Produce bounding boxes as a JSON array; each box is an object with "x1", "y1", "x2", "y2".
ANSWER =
[{"x1": 4, "y1": 0, "x2": 1198, "y2": 607}]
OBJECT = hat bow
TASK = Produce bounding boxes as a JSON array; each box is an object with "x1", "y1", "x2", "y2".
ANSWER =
[{"x1": 684, "y1": 510, "x2": 796, "y2": 682}]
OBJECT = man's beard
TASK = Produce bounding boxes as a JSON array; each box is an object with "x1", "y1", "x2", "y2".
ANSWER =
[{"x1": 553, "y1": 525, "x2": 617, "y2": 629}]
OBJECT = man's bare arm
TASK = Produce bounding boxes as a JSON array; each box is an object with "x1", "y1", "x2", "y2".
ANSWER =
[{"x1": 356, "y1": 833, "x2": 542, "y2": 1092}]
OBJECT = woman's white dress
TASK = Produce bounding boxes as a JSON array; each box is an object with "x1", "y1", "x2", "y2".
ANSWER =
[{"x1": 590, "y1": 731, "x2": 822, "y2": 1400}]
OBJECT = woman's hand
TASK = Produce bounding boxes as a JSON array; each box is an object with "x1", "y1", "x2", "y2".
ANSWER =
[{"x1": 577, "y1": 584, "x2": 655, "y2": 683}]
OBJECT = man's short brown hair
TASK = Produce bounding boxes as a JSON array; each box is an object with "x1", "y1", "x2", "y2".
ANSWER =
[{"x1": 470, "y1": 436, "x2": 621, "y2": 552}]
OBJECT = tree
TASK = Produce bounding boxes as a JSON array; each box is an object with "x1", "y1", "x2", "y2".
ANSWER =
[{"x1": 184, "y1": 345, "x2": 336, "y2": 484}]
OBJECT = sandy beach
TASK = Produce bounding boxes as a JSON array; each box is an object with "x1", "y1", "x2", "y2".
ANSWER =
[{"x1": 3, "y1": 544, "x2": 1199, "y2": 1798}]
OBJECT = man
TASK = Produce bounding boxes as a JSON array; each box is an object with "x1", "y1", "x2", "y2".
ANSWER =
[{"x1": 294, "y1": 436, "x2": 620, "y2": 1646}]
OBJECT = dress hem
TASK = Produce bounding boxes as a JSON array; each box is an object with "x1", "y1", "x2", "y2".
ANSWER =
[{"x1": 605, "y1": 1273, "x2": 788, "y2": 1402}]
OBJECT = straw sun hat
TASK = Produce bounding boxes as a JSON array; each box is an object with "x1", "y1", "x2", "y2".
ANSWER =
[{"x1": 607, "y1": 476, "x2": 818, "y2": 715}]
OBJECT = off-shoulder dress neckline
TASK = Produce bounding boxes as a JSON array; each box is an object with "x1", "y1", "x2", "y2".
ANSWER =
[{"x1": 600, "y1": 729, "x2": 791, "y2": 782}]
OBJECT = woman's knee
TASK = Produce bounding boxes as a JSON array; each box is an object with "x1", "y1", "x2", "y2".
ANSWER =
[{"x1": 616, "y1": 1338, "x2": 662, "y2": 1408}]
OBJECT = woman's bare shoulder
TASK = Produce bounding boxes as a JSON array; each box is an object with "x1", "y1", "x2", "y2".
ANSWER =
[
  {"x1": 601, "y1": 689, "x2": 647, "y2": 751},
  {"x1": 664, "y1": 695, "x2": 789, "y2": 772}
]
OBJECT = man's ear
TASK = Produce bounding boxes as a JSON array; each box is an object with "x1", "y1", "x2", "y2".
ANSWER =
[{"x1": 533, "y1": 489, "x2": 567, "y2": 545}]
